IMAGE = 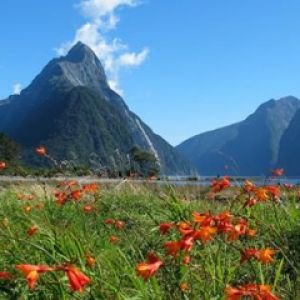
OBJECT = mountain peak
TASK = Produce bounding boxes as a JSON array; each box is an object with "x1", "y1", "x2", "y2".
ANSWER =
[
  {"x1": 54, "y1": 41, "x2": 109, "y2": 92},
  {"x1": 255, "y1": 96, "x2": 300, "y2": 114},
  {"x1": 65, "y1": 42, "x2": 97, "y2": 63},
  {"x1": 277, "y1": 95, "x2": 300, "y2": 104}
]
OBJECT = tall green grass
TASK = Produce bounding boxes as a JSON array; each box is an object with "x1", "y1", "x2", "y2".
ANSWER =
[{"x1": 0, "y1": 182, "x2": 299, "y2": 299}]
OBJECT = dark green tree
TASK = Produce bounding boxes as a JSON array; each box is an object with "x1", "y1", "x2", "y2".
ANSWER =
[
  {"x1": 0, "y1": 133, "x2": 20, "y2": 163},
  {"x1": 129, "y1": 146, "x2": 160, "y2": 177}
]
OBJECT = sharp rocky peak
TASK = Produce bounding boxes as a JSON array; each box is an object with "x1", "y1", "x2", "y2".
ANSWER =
[
  {"x1": 64, "y1": 42, "x2": 98, "y2": 63},
  {"x1": 57, "y1": 42, "x2": 108, "y2": 91}
]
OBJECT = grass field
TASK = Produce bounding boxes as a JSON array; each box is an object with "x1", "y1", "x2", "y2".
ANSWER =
[{"x1": 0, "y1": 178, "x2": 299, "y2": 299}]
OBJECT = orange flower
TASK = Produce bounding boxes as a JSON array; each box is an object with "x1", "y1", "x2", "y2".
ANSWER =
[
  {"x1": 164, "y1": 241, "x2": 183, "y2": 257},
  {"x1": 62, "y1": 265, "x2": 91, "y2": 293},
  {"x1": 115, "y1": 220, "x2": 125, "y2": 230},
  {"x1": 104, "y1": 218, "x2": 115, "y2": 225},
  {"x1": 241, "y1": 249, "x2": 259, "y2": 263},
  {"x1": 180, "y1": 236, "x2": 194, "y2": 252},
  {"x1": 66, "y1": 180, "x2": 78, "y2": 189},
  {"x1": 211, "y1": 177, "x2": 231, "y2": 193},
  {"x1": 193, "y1": 212, "x2": 213, "y2": 226},
  {"x1": 165, "y1": 236, "x2": 194, "y2": 257},
  {"x1": 71, "y1": 190, "x2": 82, "y2": 201},
  {"x1": 82, "y1": 183, "x2": 98, "y2": 194},
  {"x1": 23, "y1": 206, "x2": 32, "y2": 213},
  {"x1": 177, "y1": 221, "x2": 194, "y2": 236},
  {"x1": 241, "y1": 248, "x2": 277, "y2": 264},
  {"x1": 227, "y1": 219, "x2": 248, "y2": 241},
  {"x1": 55, "y1": 191, "x2": 67, "y2": 205},
  {"x1": 86, "y1": 256, "x2": 96, "y2": 268},
  {"x1": 272, "y1": 168, "x2": 284, "y2": 177},
  {"x1": 255, "y1": 188, "x2": 269, "y2": 201},
  {"x1": 136, "y1": 253, "x2": 163, "y2": 281},
  {"x1": 214, "y1": 211, "x2": 233, "y2": 223},
  {"x1": 265, "y1": 186, "x2": 281, "y2": 198},
  {"x1": 179, "y1": 282, "x2": 189, "y2": 291},
  {"x1": 246, "y1": 229, "x2": 257, "y2": 237},
  {"x1": 225, "y1": 285, "x2": 244, "y2": 299},
  {"x1": 27, "y1": 226, "x2": 38, "y2": 236},
  {"x1": 217, "y1": 220, "x2": 234, "y2": 234},
  {"x1": 16, "y1": 264, "x2": 55, "y2": 289},
  {"x1": 193, "y1": 226, "x2": 217, "y2": 244},
  {"x1": 159, "y1": 223, "x2": 173, "y2": 235},
  {"x1": 0, "y1": 161, "x2": 7, "y2": 170},
  {"x1": 83, "y1": 205, "x2": 96, "y2": 213},
  {"x1": 225, "y1": 284, "x2": 278, "y2": 300},
  {"x1": 35, "y1": 146, "x2": 47, "y2": 156},
  {"x1": 0, "y1": 272, "x2": 11, "y2": 280},
  {"x1": 109, "y1": 235, "x2": 119, "y2": 244},
  {"x1": 257, "y1": 249, "x2": 277, "y2": 264}
]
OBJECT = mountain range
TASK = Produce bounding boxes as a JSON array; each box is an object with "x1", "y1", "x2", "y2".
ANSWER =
[
  {"x1": 0, "y1": 42, "x2": 192, "y2": 175},
  {"x1": 177, "y1": 96, "x2": 300, "y2": 176},
  {"x1": 2, "y1": 42, "x2": 300, "y2": 176}
]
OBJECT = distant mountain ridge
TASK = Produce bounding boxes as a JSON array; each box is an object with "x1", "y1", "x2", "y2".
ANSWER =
[
  {"x1": 278, "y1": 107, "x2": 300, "y2": 175},
  {"x1": 0, "y1": 42, "x2": 193, "y2": 175},
  {"x1": 177, "y1": 96, "x2": 300, "y2": 176}
]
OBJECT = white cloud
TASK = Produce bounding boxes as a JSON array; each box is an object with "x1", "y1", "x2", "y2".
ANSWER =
[
  {"x1": 118, "y1": 48, "x2": 149, "y2": 67},
  {"x1": 108, "y1": 79, "x2": 124, "y2": 96},
  {"x1": 12, "y1": 83, "x2": 22, "y2": 95},
  {"x1": 56, "y1": 0, "x2": 148, "y2": 94},
  {"x1": 78, "y1": 0, "x2": 138, "y2": 23}
]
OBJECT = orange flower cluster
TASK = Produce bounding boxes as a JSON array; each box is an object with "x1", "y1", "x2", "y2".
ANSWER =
[
  {"x1": 136, "y1": 210, "x2": 256, "y2": 280},
  {"x1": 241, "y1": 248, "x2": 277, "y2": 264},
  {"x1": 103, "y1": 219, "x2": 125, "y2": 244},
  {"x1": 60, "y1": 265, "x2": 91, "y2": 292},
  {"x1": 104, "y1": 219, "x2": 125, "y2": 230},
  {"x1": 16, "y1": 264, "x2": 55, "y2": 290},
  {"x1": 243, "y1": 180, "x2": 281, "y2": 207},
  {"x1": 211, "y1": 176, "x2": 231, "y2": 193},
  {"x1": 54, "y1": 181, "x2": 99, "y2": 205},
  {"x1": 82, "y1": 183, "x2": 98, "y2": 194},
  {"x1": 16, "y1": 264, "x2": 90, "y2": 292},
  {"x1": 193, "y1": 211, "x2": 256, "y2": 241},
  {"x1": 225, "y1": 284, "x2": 278, "y2": 300}
]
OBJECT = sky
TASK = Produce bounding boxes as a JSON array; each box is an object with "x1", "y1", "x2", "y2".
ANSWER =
[{"x1": 1, "y1": 0, "x2": 300, "y2": 146}]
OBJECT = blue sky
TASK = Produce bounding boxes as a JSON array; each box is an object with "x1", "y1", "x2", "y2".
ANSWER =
[{"x1": 1, "y1": 0, "x2": 300, "y2": 145}]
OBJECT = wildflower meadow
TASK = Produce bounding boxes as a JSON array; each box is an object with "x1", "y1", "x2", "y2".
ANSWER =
[{"x1": 0, "y1": 149, "x2": 299, "y2": 299}]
